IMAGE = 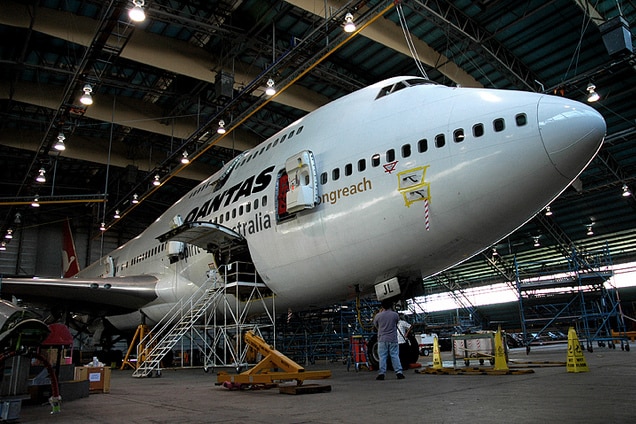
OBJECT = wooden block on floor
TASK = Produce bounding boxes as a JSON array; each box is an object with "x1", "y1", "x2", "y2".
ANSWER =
[{"x1": 279, "y1": 384, "x2": 331, "y2": 395}]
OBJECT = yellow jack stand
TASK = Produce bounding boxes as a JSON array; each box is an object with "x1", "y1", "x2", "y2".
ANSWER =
[
  {"x1": 566, "y1": 327, "x2": 589, "y2": 373},
  {"x1": 431, "y1": 335, "x2": 443, "y2": 369},
  {"x1": 216, "y1": 331, "x2": 331, "y2": 387},
  {"x1": 493, "y1": 326, "x2": 509, "y2": 371},
  {"x1": 121, "y1": 324, "x2": 151, "y2": 370}
]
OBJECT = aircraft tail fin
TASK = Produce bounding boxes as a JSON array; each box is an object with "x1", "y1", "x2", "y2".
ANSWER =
[{"x1": 62, "y1": 219, "x2": 80, "y2": 278}]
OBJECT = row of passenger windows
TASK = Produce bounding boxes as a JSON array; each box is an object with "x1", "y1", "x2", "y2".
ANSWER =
[
  {"x1": 235, "y1": 126, "x2": 305, "y2": 169},
  {"x1": 320, "y1": 113, "x2": 527, "y2": 184},
  {"x1": 214, "y1": 196, "x2": 269, "y2": 225}
]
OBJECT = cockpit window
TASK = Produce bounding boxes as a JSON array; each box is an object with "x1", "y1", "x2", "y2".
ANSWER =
[{"x1": 375, "y1": 78, "x2": 435, "y2": 100}]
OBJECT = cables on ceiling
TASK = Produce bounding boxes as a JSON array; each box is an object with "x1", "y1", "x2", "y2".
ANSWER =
[{"x1": 396, "y1": 2, "x2": 429, "y2": 79}]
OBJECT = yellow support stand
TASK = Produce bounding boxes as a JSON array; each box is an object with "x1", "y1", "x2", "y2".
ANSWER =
[
  {"x1": 566, "y1": 327, "x2": 589, "y2": 373},
  {"x1": 121, "y1": 324, "x2": 151, "y2": 370},
  {"x1": 217, "y1": 331, "x2": 331, "y2": 386},
  {"x1": 431, "y1": 335, "x2": 443, "y2": 369},
  {"x1": 493, "y1": 326, "x2": 509, "y2": 371}
]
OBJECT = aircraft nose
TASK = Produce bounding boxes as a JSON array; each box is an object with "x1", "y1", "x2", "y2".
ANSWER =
[{"x1": 537, "y1": 95, "x2": 606, "y2": 179}]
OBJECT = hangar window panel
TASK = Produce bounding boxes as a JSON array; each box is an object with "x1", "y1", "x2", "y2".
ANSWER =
[
  {"x1": 493, "y1": 118, "x2": 505, "y2": 132},
  {"x1": 372, "y1": 154, "x2": 381, "y2": 167},
  {"x1": 515, "y1": 113, "x2": 527, "y2": 126},
  {"x1": 454, "y1": 129, "x2": 465, "y2": 143},
  {"x1": 418, "y1": 139, "x2": 428, "y2": 153},
  {"x1": 386, "y1": 149, "x2": 395, "y2": 162},
  {"x1": 345, "y1": 163, "x2": 353, "y2": 176},
  {"x1": 435, "y1": 134, "x2": 445, "y2": 148},
  {"x1": 473, "y1": 123, "x2": 484, "y2": 137},
  {"x1": 358, "y1": 158, "x2": 366, "y2": 172},
  {"x1": 332, "y1": 168, "x2": 340, "y2": 181},
  {"x1": 401, "y1": 144, "x2": 411, "y2": 158}
]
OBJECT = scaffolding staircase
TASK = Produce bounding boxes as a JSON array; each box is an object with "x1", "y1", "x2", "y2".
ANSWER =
[{"x1": 132, "y1": 273, "x2": 224, "y2": 377}]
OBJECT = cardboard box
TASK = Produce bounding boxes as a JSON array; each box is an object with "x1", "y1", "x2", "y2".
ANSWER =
[{"x1": 74, "y1": 367, "x2": 111, "y2": 393}]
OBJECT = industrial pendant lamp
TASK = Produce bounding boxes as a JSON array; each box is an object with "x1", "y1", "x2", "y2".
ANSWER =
[{"x1": 129, "y1": 0, "x2": 146, "y2": 22}]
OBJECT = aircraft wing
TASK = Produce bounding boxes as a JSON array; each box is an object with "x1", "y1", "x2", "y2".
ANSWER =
[{"x1": 0, "y1": 275, "x2": 159, "y2": 316}]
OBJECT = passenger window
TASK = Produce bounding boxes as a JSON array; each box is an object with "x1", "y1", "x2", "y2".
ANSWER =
[
  {"x1": 345, "y1": 163, "x2": 353, "y2": 176},
  {"x1": 254, "y1": 198, "x2": 259, "y2": 210},
  {"x1": 266, "y1": 143, "x2": 272, "y2": 151},
  {"x1": 225, "y1": 211, "x2": 230, "y2": 221},
  {"x1": 454, "y1": 129, "x2": 465, "y2": 143},
  {"x1": 401, "y1": 144, "x2": 411, "y2": 158},
  {"x1": 239, "y1": 205, "x2": 243, "y2": 216},
  {"x1": 280, "y1": 134, "x2": 287, "y2": 143},
  {"x1": 219, "y1": 214, "x2": 224, "y2": 224},
  {"x1": 372, "y1": 154, "x2": 381, "y2": 167},
  {"x1": 418, "y1": 139, "x2": 428, "y2": 153},
  {"x1": 297, "y1": 126, "x2": 304, "y2": 135},
  {"x1": 289, "y1": 130, "x2": 295, "y2": 139},
  {"x1": 232, "y1": 209, "x2": 236, "y2": 218},
  {"x1": 246, "y1": 203, "x2": 251, "y2": 213},
  {"x1": 386, "y1": 149, "x2": 395, "y2": 162},
  {"x1": 515, "y1": 113, "x2": 527, "y2": 126},
  {"x1": 473, "y1": 123, "x2": 484, "y2": 137},
  {"x1": 321, "y1": 172, "x2": 328, "y2": 185},
  {"x1": 358, "y1": 159, "x2": 366, "y2": 172},
  {"x1": 493, "y1": 118, "x2": 505, "y2": 132},
  {"x1": 273, "y1": 138, "x2": 279, "y2": 147},
  {"x1": 262, "y1": 196, "x2": 267, "y2": 207},
  {"x1": 435, "y1": 134, "x2": 445, "y2": 148},
  {"x1": 332, "y1": 168, "x2": 340, "y2": 181}
]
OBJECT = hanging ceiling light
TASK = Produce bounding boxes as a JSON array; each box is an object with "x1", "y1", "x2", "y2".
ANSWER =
[
  {"x1": 344, "y1": 13, "x2": 356, "y2": 33},
  {"x1": 114, "y1": 209, "x2": 121, "y2": 219},
  {"x1": 5, "y1": 229, "x2": 13, "y2": 240},
  {"x1": 0, "y1": 242, "x2": 6, "y2": 251},
  {"x1": 153, "y1": 175, "x2": 161, "y2": 186},
  {"x1": 181, "y1": 151, "x2": 190, "y2": 164},
  {"x1": 31, "y1": 196, "x2": 40, "y2": 208},
  {"x1": 544, "y1": 206, "x2": 552, "y2": 216},
  {"x1": 586, "y1": 224, "x2": 594, "y2": 236},
  {"x1": 129, "y1": 0, "x2": 146, "y2": 22},
  {"x1": 54, "y1": 133, "x2": 66, "y2": 151},
  {"x1": 532, "y1": 236, "x2": 540, "y2": 247},
  {"x1": 265, "y1": 78, "x2": 276, "y2": 96},
  {"x1": 217, "y1": 120, "x2": 226, "y2": 134},
  {"x1": 132, "y1": 194, "x2": 139, "y2": 204},
  {"x1": 36, "y1": 168, "x2": 46, "y2": 183},
  {"x1": 80, "y1": 84, "x2": 93, "y2": 105},
  {"x1": 586, "y1": 83, "x2": 600, "y2": 102},
  {"x1": 622, "y1": 184, "x2": 631, "y2": 197},
  {"x1": 99, "y1": 222, "x2": 106, "y2": 231}
]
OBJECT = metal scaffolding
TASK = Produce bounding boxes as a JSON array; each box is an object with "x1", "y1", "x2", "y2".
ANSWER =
[{"x1": 516, "y1": 244, "x2": 630, "y2": 353}]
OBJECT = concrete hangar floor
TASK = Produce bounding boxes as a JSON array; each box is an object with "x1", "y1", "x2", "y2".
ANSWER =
[{"x1": 20, "y1": 344, "x2": 634, "y2": 423}]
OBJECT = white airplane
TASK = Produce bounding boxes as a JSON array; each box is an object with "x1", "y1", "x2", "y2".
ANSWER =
[{"x1": 2, "y1": 76, "x2": 605, "y2": 341}]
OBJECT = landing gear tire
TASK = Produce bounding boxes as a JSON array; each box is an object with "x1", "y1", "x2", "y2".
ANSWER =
[{"x1": 367, "y1": 334, "x2": 419, "y2": 371}]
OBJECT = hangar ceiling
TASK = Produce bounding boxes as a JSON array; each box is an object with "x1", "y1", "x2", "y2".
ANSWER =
[{"x1": 1, "y1": 0, "x2": 636, "y2": 294}]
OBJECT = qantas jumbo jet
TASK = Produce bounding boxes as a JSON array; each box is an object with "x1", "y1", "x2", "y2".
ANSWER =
[{"x1": 2, "y1": 76, "x2": 605, "y2": 338}]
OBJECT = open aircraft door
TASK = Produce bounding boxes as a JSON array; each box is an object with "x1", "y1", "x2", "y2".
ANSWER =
[{"x1": 285, "y1": 150, "x2": 319, "y2": 214}]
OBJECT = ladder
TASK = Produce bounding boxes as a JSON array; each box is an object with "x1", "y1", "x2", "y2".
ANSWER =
[{"x1": 132, "y1": 273, "x2": 224, "y2": 377}]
